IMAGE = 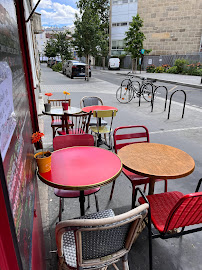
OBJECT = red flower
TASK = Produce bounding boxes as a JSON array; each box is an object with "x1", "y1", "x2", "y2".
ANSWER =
[
  {"x1": 45, "y1": 93, "x2": 53, "y2": 97},
  {"x1": 32, "y1": 132, "x2": 44, "y2": 144}
]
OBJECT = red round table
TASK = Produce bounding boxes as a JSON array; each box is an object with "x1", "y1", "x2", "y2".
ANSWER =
[
  {"x1": 82, "y1": 105, "x2": 118, "y2": 114},
  {"x1": 37, "y1": 146, "x2": 122, "y2": 215}
]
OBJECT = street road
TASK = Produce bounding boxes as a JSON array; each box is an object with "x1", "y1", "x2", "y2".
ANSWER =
[{"x1": 92, "y1": 68, "x2": 202, "y2": 109}]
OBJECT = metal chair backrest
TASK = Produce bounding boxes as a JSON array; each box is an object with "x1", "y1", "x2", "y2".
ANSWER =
[
  {"x1": 56, "y1": 204, "x2": 148, "y2": 268},
  {"x1": 53, "y1": 134, "x2": 94, "y2": 150},
  {"x1": 63, "y1": 111, "x2": 92, "y2": 134},
  {"x1": 48, "y1": 99, "x2": 71, "y2": 121},
  {"x1": 94, "y1": 110, "x2": 116, "y2": 133},
  {"x1": 164, "y1": 192, "x2": 202, "y2": 233},
  {"x1": 80, "y1": 96, "x2": 103, "y2": 108},
  {"x1": 113, "y1": 125, "x2": 150, "y2": 153}
]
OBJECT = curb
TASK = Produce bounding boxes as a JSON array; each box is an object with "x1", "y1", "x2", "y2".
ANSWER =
[{"x1": 116, "y1": 73, "x2": 202, "y2": 89}]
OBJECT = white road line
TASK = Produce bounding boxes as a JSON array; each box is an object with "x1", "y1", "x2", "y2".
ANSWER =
[{"x1": 150, "y1": 126, "x2": 202, "y2": 134}]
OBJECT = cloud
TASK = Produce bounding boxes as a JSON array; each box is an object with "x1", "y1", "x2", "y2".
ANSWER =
[
  {"x1": 35, "y1": 1, "x2": 78, "y2": 26},
  {"x1": 34, "y1": 0, "x2": 52, "y2": 9}
]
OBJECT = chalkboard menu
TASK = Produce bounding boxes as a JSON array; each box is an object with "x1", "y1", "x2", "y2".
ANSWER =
[{"x1": 0, "y1": 2, "x2": 36, "y2": 269}]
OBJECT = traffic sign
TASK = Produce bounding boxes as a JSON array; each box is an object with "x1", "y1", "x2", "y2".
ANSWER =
[{"x1": 141, "y1": 49, "x2": 145, "y2": 54}]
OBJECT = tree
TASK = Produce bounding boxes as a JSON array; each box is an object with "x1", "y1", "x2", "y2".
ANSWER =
[
  {"x1": 124, "y1": 14, "x2": 146, "y2": 72},
  {"x1": 76, "y1": 0, "x2": 110, "y2": 68},
  {"x1": 72, "y1": 8, "x2": 102, "y2": 80},
  {"x1": 44, "y1": 39, "x2": 57, "y2": 58},
  {"x1": 53, "y1": 31, "x2": 72, "y2": 63},
  {"x1": 44, "y1": 32, "x2": 72, "y2": 63}
]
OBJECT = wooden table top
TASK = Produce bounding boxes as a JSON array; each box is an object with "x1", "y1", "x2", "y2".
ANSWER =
[
  {"x1": 38, "y1": 146, "x2": 122, "y2": 190},
  {"x1": 118, "y1": 143, "x2": 195, "y2": 179},
  {"x1": 82, "y1": 105, "x2": 118, "y2": 113},
  {"x1": 42, "y1": 106, "x2": 81, "y2": 116}
]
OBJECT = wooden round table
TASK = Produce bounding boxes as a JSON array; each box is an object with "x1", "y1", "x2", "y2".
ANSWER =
[
  {"x1": 38, "y1": 146, "x2": 122, "y2": 215},
  {"x1": 118, "y1": 143, "x2": 195, "y2": 195}
]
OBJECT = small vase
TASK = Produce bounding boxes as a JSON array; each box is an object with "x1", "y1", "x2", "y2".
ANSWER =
[
  {"x1": 34, "y1": 151, "x2": 52, "y2": 173},
  {"x1": 44, "y1": 103, "x2": 51, "y2": 112},
  {"x1": 62, "y1": 102, "x2": 69, "y2": 111}
]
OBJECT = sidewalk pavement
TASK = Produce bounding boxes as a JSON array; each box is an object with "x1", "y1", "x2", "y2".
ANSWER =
[
  {"x1": 94, "y1": 67, "x2": 202, "y2": 89},
  {"x1": 37, "y1": 64, "x2": 202, "y2": 270}
]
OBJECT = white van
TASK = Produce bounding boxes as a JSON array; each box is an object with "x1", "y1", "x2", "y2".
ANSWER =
[{"x1": 108, "y1": 58, "x2": 120, "y2": 70}]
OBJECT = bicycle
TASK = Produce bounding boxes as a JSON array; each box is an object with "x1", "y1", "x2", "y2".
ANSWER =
[{"x1": 116, "y1": 73, "x2": 157, "y2": 104}]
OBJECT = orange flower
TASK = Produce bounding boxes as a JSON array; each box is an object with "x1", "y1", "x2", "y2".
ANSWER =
[
  {"x1": 31, "y1": 132, "x2": 44, "y2": 144},
  {"x1": 45, "y1": 93, "x2": 53, "y2": 97},
  {"x1": 63, "y1": 91, "x2": 70, "y2": 95}
]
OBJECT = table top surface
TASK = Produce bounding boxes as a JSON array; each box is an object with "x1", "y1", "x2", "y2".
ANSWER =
[
  {"x1": 38, "y1": 146, "x2": 122, "y2": 190},
  {"x1": 118, "y1": 143, "x2": 195, "y2": 179},
  {"x1": 42, "y1": 106, "x2": 81, "y2": 116},
  {"x1": 82, "y1": 105, "x2": 118, "y2": 113}
]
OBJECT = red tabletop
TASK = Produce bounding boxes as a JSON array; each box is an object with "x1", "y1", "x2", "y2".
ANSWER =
[
  {"x1": 38, "y1": 146, "x2": 122, "y2": 190},
  {"x1": 82, "y1": 105, "x2": 118, "y2": 113}
]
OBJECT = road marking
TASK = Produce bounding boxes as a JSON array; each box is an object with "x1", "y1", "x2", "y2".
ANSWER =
[
  {"x1": 150, "y1": 126, "x2": 202, "y2": 134},
  {"x1": 168, "y1": 85, "x2": 178, "y2": 92}
]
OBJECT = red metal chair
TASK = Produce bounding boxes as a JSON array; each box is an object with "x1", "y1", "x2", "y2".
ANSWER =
[
  {"x1": 137, "y1": 178, "x2": 202, "y2": 270},
  {"x1": 110, "y1": 125, "x2": 167, "y2": 208},
  {"x1": 48, "y1": 99, "x2": 71, "y2": 138},
  {"x1": 53, "y1": 134, "x2": 99, "y2": 221},
  {"x1": 57, "y1": 111, "x2": 92, "y2": 135}
]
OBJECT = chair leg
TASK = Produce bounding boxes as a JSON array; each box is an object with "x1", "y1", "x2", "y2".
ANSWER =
[
  {"x1": 122, "y1": 254, "x2": 129, "y2": 270},
  {"x1": 94, "y1": 193, "x2": 99, "y2": 212},
  {"x1": 143, "y1": 183, "x2": 147, "y2": 193},
  {"x1": 52, "y1": 127, "x2": 56, "y2": 139},
  {"x1": 87, "y1": 195, "x2": 90, "y2": 209},
  {"x1": 59, "y1": 198, "x2": 63, "y2": 222},
  {"x1": 132, "y1": 185, "x2": 137, "y2": 209},
  {"x1": 110, "y1": 181, "x2": 116, "y2": 200},
  {"x1": 164, "y1": 179, "x2": 168, "y2": 192}
]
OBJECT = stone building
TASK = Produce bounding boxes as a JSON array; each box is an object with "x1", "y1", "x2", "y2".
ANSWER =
[
  {"x1": 138, "y1": 0, "x2": 202, "y2": 55},
  {"x1": 110, "y1": 0, "x2": 202, "y2": 56}
]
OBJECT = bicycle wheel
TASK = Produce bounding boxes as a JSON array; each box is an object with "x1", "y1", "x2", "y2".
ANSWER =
[
  {"x1": 116, "y1": 85, "x2": 134, "y2": 103},
  {"x1": 142, "y1": 83, "x2": 155, "y2": 102}
]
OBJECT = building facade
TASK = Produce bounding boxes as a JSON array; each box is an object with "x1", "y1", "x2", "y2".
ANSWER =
[{"x1": 110, "y1": 0, "x2": 202, "y2": 56}]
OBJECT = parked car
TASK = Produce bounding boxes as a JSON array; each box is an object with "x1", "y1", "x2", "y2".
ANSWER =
[
  {"x1": 108, "y1": 58, "x2": 120, "y2": 70},
  {"x1": 64, "y1": 60, "x2": 91, "y2": 79}
]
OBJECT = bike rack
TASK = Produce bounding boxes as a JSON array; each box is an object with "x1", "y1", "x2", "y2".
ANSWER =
[
  {"x1": 167, "y1": 89, "x2": 186, "y2": 119},
  {"x1": 139, "y1": 82, "x2": 154, "y2": 107},
  {"x1": 151, "y1": 86, "x2": 168, "y2": 112}
]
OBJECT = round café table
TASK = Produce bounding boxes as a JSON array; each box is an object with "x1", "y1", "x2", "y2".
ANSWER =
[
  {"x1": 42, "y1": 106, "x2": 82, "y2": 116},
  {"x1": 37, "y1": 146, "x2": 122, "y2": 216},
  {"x1": 118, "y1": 143, "x2": 195, "y2": 195}
]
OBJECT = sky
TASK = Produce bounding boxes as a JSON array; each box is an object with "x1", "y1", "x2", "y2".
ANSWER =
[{"x1": 34, "y1": 0, "x2": 79, "y2": 28}]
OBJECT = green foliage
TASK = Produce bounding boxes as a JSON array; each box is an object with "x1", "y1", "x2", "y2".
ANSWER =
[
  {"x1": 155, "y1": 66, "x2": 165, "y2": 73},
  {"x1": 146, "y1": 65, "x2": 155, "y2": 73},
  {"x1": 76, "y1": 0, "x2": 109, "y2": 57},
  {"x1": 166, "y1": 66, "x2": 178, "y2": 74},
  {"x1": 44, "y1": 39, "x2": 57, "y2": 58},
  {"x1": 53, "y1": 31, "x2": 72, "y2": 61},
  {"x1": 174, "y1": 58, "x2": 189, "y2": 73},
  {"x1": 124, "y1": 14, "x2": 146, "y2": 59},
  {"x1": 52, "y1": 62, "x2": 62, "y2": 72},
  {"x1": 72, "y1": 9, "x2": 102, "y2": 58}
]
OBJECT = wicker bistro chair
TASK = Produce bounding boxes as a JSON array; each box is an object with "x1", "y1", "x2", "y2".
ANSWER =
[
  {"x1": 53, "y1": 134, "x2": 99, "y2": 221},
  {"x1": 48, "y1": 99, "x2": 71, "y2": 138},
  {"x1": 55, "y1": 204, "x2": 149, "y2": 270},
  {"x1": 80, "y1": 96, "x2": 108, "y2": 127},
  {"x1": 58, "y1": 111, "x2": 92, "y2": 135},
  {"x1": 137, "y1": 178, "x2": 202, "y2": 270},
  {"x1": 90, "y1": 110, "x2": 116, "y2": 149},
  {"x1": 110, "y1": 126, "x2": 167, "y2": 208}
]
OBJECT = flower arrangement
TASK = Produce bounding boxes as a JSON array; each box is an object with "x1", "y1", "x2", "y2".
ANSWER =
[
  {"x1": 32, "y1": 131, "x2": 45, "y2": 157},
  {"x1": 63, "y1": 91, "x2": 70, "y2": 102},
  {"x1": 45, "y1": 93, "x2": 53, "y2": 103},
  {"x1": 32, "y1": 131, "x2": 52, "y2": 173}
]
